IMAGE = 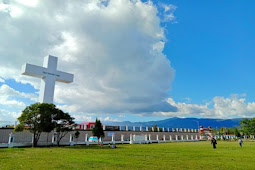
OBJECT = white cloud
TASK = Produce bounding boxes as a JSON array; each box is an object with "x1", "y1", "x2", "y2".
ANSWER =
[
  {"x1": 15, "y1": 0, "x2": 39, "y2": 7},
  {"x1": 69, "y1": 114, "x2": 120, "y2": 122},
  {"x1": 0, "y1": 97, "x2": 25, "y2": 108},
  {"x1": 0, "y1": 77, "x2": 5, "y2": 83},
  {"x1": 159, "y1": 3, "x2": 177, "y2": 22},
  {"x1": 0, "y1": 84, "x2": 37, "y2": 109},
  {"x1": 0, "y1": 0, "x2": 176, "y2": 116},
  {"x1": 2, "y1": 1, "x2": 254, "y2": 121},
  {"x1": 0, "y1": 108, "x2": 20, "y2": 121},
  {"x1": 0, "y1": 85, "x2": 26, "y2": 108},
  {"x1": 184, "y1": 97, "x2": 192, "y2": 103},
  {"x1": 99, "y1": 116, "x2": 120, "y2": 122},
  {"x1": 152, "y1": 95, "x2": 255, "y2": 119},
  {"x1": 118, "y1": 114, "x2": 126, "y2": 118},
  {"x1": 71, "y1": 115, "x2": 93, "y2": 122},
  {"x1": 0, "y1": 84, "x2": 38, "y2": 101}
]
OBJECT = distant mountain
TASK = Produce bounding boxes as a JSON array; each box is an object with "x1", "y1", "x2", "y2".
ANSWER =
[
  {"x1": 1, "y1": 117, "x2": 243, "y2": 129},
  {"x1": 101, "y1": 117, "x2": 243, "y2": 129}
]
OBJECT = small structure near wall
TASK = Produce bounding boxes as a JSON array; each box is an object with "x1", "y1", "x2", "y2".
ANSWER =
[
  {"x1": 132, "y1": 134, "x2": 146, "y2": 144},
  {"x1": 76, "y1": 122, "x2": 95, "y2": 130},
  {"x1": 76, "y1": 122, "x2": 120, "y2": 131},
  {"x1": 199, "y1": 126, "x2": 213, "y2": 139}
]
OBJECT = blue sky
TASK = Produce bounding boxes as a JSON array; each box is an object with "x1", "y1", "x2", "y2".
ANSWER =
[
  {"x1": 165, "y1": 0, "x2": 255, "y2": 105},
  {"x1": 1, "y1": 0, "x2": 255, "y2": 123}
]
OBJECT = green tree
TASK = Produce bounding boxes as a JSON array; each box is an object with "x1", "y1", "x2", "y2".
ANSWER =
[
  {"x1": 250, "y1": 118, "x2": 255, "y2": 135},
  {"x1": 240, "y1": 118, "x2": 255, "y2": 136},
  {"x1": 226, "y1": 127, "x2": 234, "y2": 135},
  {"x1": 152, "y1": 125, "x2": 158, "y2": 132},
  {"x1": 240, "y1": 118, "x2": 251, "y2": 135},
  {"x1": 53, "y1": 110, "x2": 75, "y2": 146},
  {"x1": 211, "y1": 128, "x2": 218, "y2": 136},
  {"x1": 92, "y1": 118, "x2": 105, "y2": 144},
  {"x1": 39, "y1": 103, "x2": 56, "y2": 146},
  {"x1": 234, "y1": 128, "x2": 241, "y2": 137},
  {"x1": 220, "y1": 127, "x2": 227, "y2": 135},
  {"x1": 14, "y1": 103, "x2": 57, "y2": 147}
]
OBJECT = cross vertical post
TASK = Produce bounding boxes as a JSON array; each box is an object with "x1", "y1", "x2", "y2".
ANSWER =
[{"x1": 21, "y1": 55, "x2": 74, "y2": 103}]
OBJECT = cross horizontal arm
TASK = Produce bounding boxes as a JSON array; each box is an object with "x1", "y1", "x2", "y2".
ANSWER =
[
  {"x1": 56, "y1": 71, "x2": 74, "y2": 83},
  {"x1": 21, "y1": 64, "x2": 45, "y2": 78}
]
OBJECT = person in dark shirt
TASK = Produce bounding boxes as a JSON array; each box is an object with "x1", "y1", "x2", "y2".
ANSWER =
[{"x1": 211, "y1": 137, "x2": 217, "y2": 149}]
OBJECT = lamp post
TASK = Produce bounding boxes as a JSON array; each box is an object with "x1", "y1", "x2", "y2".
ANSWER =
[
  {"x1": 197, "y1": 121, "x2": 199, "y2": 130},
  {"x1": 177, "y1": 130, "x2": 179, "y2": 142}
]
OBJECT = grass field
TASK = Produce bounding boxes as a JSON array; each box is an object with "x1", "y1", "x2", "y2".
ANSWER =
[{"x1": 1, "y1": 141, "x2": 255, "y2": 169}]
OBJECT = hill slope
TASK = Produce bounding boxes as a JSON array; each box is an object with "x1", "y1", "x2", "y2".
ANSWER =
[{"x1": 102, "y1": 117, "x2": 243, "y2": 129}]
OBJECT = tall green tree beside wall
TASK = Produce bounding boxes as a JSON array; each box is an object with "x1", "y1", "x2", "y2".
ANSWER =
[
  {"x1": 92, "y1": 118, "x2": 105, "y2": 144},
  {"x1": 211, "y1": 128, "x2": 219, "y2": 136},
  {"x1": 152, "y1": 125, "x2": 158, "y2": 132},
  {"x1": 226, "y1": 128, "x2": 235, "y2": 135},
  {"x1": 53, "y1": 110, "x2": 75, "y2": 146},
  {"x1": 220, "y1": 127, "x2": 227, "y2": 135},
  {"x1": 240, "y1": 118, "x2": 250, "y2": 135},
  {"x1": 14, "y1": 103, "x2": 75, "y2": 147},
  {"x1": 74, "y1": 130, "x2": 80, "y2": 144},
  {"x1": 234, "y1": 128, "x2": 241, "y2": 137},
  {"x1": 14, "y1": 103, "x2": 57, "y2": 147},
  {"x1": 240, "y1": 118, "x2": 255, "y2": 136}
]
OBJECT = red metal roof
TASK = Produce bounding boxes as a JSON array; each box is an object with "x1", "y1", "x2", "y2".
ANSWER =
[{"x1": 80, "y1": 122, "x2": 95, "y2": 125}]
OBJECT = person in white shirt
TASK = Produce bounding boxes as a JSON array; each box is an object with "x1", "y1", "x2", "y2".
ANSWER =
[{"x1": 238, "y1": 138, "x2": 243, "y2": 147}]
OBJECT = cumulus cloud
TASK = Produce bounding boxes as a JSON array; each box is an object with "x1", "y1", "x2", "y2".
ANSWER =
[
  {"x1": 0, "y1": 109, "x2": 20, "y2": 121},
  {"x1": 152, "y1": 95, "x2": 255, "y2": 119},
  {"x1": 71, "y1": 115, "x2": 93, "y2": 122},
  {"x1": 0, "y1": 84, "x2": 37, "y2": 110},
  {"x1": 0, "y1": 77, "x2": 5, "y2": 83},
  {"x1": 0, "y1": 0, "x2": 176, "y2": 117},
  {"x1": 99, "y1": 116, "x2": 120, "y2": 122},
  {"x1": 2, "y1": 1, "x2": 253, "y2": 121},
  {"x1": 158, "y1": 3, "x2": 177, "y2": 22},
  {"x1": 0, "y1": 84, "x2": 26, "y2": 121}
]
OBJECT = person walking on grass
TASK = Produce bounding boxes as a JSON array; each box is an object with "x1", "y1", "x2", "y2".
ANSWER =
[
  {"x1": 211, "y1": 137, "x2": 217, "y2": 149},
  {"x1": 238, "y1": 138, "x2": 243, "y2": 147}
]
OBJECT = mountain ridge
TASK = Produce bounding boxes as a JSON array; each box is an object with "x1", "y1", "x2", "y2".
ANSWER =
[{"x1": 101, "y1": 117, "x2": 243, "y2": 129}]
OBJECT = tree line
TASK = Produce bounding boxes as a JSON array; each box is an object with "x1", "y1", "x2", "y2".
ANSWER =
[
  {"x1": 211, "y1": 118, "x2": 255, "y2": 138},
  {"x1": 15, "y1": 103, "x2": 255, "y2": 146}
]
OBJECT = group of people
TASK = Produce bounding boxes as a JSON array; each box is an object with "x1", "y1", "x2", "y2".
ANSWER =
[
  {"x1": 211, "y1": 137, "x2": 243, "y2": 149},
  {"x1": 108, "y1": 143, "x2": 117, "y2": 149},
  {"x1": 102, "y1": 137, "x2": 244, "y2": 149},
  {"x1": 100, "y1": 142, "x2": 118, "y2": 149}
]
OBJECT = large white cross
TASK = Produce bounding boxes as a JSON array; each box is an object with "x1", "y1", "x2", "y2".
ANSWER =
[{"x1": 21, "y1": 55, "x2": 74, "y2": 103}]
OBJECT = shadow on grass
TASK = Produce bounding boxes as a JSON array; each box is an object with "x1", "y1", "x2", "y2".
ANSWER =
[
  {"x1": 2, "y1": 144, "x2": 124, "y2": 150},
  {"x1": 0, "y1": 148, "x2": 25, "y2": 152},
  {"x1": 65, "y1": 144, "x2": 123, "y2": 150}
]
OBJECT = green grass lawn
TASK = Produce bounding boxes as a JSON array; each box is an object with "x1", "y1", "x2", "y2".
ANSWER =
[{"x1": 0, "y1": 141, "x2": 254, "y2": 169}]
